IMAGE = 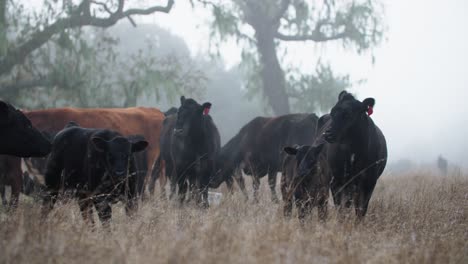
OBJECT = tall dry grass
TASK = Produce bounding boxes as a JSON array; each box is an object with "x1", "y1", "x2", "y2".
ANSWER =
[{"x1": 0, "y1": 172, "x2": 467, "y2": 264}]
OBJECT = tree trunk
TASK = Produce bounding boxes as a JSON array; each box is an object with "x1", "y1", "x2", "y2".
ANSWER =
[{"x1": 254, "y1": 25, "x2": 290, "y2": 115}]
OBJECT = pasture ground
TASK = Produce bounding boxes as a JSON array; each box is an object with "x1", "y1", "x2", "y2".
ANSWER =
[{"x1": 0, "y1": 171, "x2": 467, "y2": 264}]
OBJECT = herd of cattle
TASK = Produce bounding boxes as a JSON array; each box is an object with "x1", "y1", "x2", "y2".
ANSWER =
[{"x1": 0, "y1": 90, "x2": 387, "y2": 226}]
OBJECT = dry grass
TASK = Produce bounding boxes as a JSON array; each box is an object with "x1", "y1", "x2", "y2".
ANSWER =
[{"x1": 0, "y1": 172, "x2": 467, "y2": 264}]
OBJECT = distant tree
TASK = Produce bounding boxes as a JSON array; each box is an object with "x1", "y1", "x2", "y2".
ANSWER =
[
  {"x1": 437, "y1": 155, "x2": 448, "y2": 175},
  {"x1": 0, "y1": 0, "x2": 173, "y2": 77},
  {"x1": 0, "y1": 0, "x2": 190, "y2": 108},
  {"x1": 196, "y1": 0, "x2": 385, "y2": 114}
]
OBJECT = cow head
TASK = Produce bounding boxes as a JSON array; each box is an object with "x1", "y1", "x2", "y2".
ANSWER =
[
  {"x1": 174, "y1": 96, "x2": 211, "y2": 136},
  {"x1": 0, "y1": 101, "x2": 51, "y2": 157},
  {"x1": 91, "y1": 136, "x2": 148, "y2": 178},
  {"x1": 284, "y1": 144, "x2": 324, "y2": 180},
  {"x1": 324, "y1": 91, "x2": 375, "y2": 143}
]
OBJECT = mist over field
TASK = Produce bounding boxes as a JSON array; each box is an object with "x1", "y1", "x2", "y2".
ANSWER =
[
  {"x1": 147, "y1": 0, "x2": 468, "y2": 168},
  {"x1": 0, "y1": 1, "x2": 467, "y2": 263}
]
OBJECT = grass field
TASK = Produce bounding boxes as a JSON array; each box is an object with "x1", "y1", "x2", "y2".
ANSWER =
[{"x1": 0, "y1": 171, "x2": 466, "y2": 264}]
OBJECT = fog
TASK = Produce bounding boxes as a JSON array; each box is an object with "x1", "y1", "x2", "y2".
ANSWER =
[
  {"x1": 21, "y1": 0, "x2": 468, "y2": 168},
  {"x1": 136, "y1": 0, "x2": 467, "y2": 168}
]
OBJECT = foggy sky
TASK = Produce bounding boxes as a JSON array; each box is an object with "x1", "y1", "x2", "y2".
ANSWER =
[{"x1": 144, "y1": 0, "x2": 468, "y2": 167}]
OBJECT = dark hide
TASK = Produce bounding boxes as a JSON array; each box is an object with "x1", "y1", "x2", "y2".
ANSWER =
[
  {"x1": 0, "y1": 101, "x2": 51, "y2": 157},
  {"x1": 171, "y1": 96, "x2": 221, "y2": 208},
  {"x1": 42, "y1": 126, "x2": 148, "y2": 227},
  {"x1": 213, "y1": 114, "x2": 319, "y2": 202},
  {"x1": 322, "y1": 91, "x2": 387, "y2": 219},
  {"x1": 282, "y1": 130, "x2": 331, "y2": 221},
  {"x1": 210, "y1": 117, "x2": 271, "y2": 200},
  {"x1": 128, "y1": 135, "x2": 149, "y2": 199},
  {"x1": 0, "y1": 155, "x2": 22, "y2": 208},
  {"x1": 149, "y1": 114, "x2": 176, "y2": 199}
]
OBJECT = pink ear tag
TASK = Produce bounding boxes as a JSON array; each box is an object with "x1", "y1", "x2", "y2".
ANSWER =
[{"x1": 367, "y1": 106, "x2": 373, "y2": 116}]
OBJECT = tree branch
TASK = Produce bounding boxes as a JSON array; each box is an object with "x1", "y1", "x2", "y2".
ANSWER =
[
  {"x1": 0, "y1": 0, "x2": 174, "y2": 76},
  {"x1": 275, "y1": 30, "x2": 346, "y2": 42}
]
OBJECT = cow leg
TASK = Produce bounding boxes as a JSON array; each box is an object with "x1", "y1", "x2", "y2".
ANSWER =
[
  {"x1": 148, "y1": 158, "x2": 160, "y2": 197},
  {"x1": 0, "y1": 185, "x2": 6, "y2": 206},
  {"x1": 297, "y1": 198, "x2": 312, "y2": 224},
  {"x1": 159, "y1": 160, "x2": 168, "y2": 200},
  {"x1": 94, "y1": 198, "x2": 112, "y2": 229},
  {"x1": 169, "y1": 178, "x2": 177, "y2": 201},
  {"x1": 8, "y1": 165, "x2": 23, "y2": 209},
  {"x1": 234, "y1": 169, "x2": 248, "y2": 201},
  {"x1": 354, "y1": 177, "x2": 377, "y2": 221},
  {"x1": 317, "y1": 188, "x2": 329, "y2": 222},
  {"x1": 9, "y1": 180, "x2": 20, "y2": 209},
  {"x1": 268, "y1": 170, "x2": 279, "y2": 203},
  {"x1": 178, "y1": 177, "x2": 188, "y2": 205},
  {"x1": 78, "y1": 197, "x2": 95, "y2": 227},
  {"x1": 225, "y1": 175, "x2": 234, "y2": 193},
  {"x1": 42, "y1": 152, "x2": 63, "y2": 219},
  {"x1": 252, "y1": 175, "x2": 260, "y2": 203}
]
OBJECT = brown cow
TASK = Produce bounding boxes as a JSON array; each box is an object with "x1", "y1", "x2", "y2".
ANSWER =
[{"x1": 2, "y1": 107, "x2": 164, "y2": 204}]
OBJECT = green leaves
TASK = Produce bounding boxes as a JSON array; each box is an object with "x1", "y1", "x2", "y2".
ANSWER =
[{"x1": 286, "y1": 62, "x2": 352, "y2": 114}]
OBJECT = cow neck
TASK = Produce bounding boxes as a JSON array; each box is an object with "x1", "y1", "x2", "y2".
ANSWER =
[
  {"x1": 184, "y1": 115, "x2": 206, "y2": 148},
  {"x1": 346, "y1": 114, "x2": 372, "y2": 157}
]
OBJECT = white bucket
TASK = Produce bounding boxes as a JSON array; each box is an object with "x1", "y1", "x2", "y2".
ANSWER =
[{"x1": 208, "y1": 191, "x2": 223, "y2": 206}]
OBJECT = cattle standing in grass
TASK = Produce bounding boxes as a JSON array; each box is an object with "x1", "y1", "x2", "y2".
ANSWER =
[
  {"x1": 148, "y1": 107, "x2": 179, "y2": 199},
  {"x1": 0, "y1": 106, "x2": 164, "y2": 205},
  {"x1": 282, "y1": 137, "x2": 331, "y2": 221},
  {"x1": 42, "y1": 126, "x2": 148, "y2": 227},
  {"x1": 209, "y1": 117, "x2": 271, "y2": 199},
  {"x1": 171, "y1": 96, "x2": 221, "y2": 208},
  {"x1": 322, "y1": 91, "x2": 387, "y2": 219},
  {"x1": 0, "y1": 100, "x2": 51, "y2": 157},
  {"x1": 212, "y1": 114, "x2": 319, "y2": 202}
]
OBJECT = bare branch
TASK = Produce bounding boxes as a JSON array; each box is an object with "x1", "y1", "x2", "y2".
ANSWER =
[
  {"x1": 275, "y1": 30, "x2": 346, "y2": 42},
  {"x1": 0, "y1": 0, "x2": 174, "y2": 76}
]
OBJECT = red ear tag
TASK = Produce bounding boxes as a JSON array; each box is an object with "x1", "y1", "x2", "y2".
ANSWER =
[
  {"x1": 367, "y1": 106, "x2": 373, "y2": 116},
  {"x1": 203, "y1": 107, "x2": 210, "y2": 115}
]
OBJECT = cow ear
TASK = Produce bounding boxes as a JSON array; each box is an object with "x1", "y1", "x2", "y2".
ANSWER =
[
  {"x1": 91, "y1": 137, "x2": 108, "y2": 152},
  {"x1": 131, "y1": 140, "x2": 148, "y2": 153},
  {"x1": 338, "y1": 91, "x2": 348, "y2": 101},
  {"x1": 283, "y1": 146, "x2": 298, "y2": 155},
  {"x1": 0, "y1": 101, "x2": 9, "y2": 121},
  {"x1": 180, "y1": 96, "x2": 186, "y2": 105},
  {"x1": 362, "y1": 98, "x2": 375, "y2": 109},
  {"x1": 201, "y1": 102, "x2": 212, "y2": 114}
]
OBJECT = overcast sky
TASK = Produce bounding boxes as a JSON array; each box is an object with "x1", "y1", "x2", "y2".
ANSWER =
[{"x1": 143, "y1": 0, "x2": 467, "y2": 166}]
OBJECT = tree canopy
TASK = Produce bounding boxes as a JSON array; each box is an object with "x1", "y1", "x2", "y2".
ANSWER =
[{"x1": 196, "y1": 0, "x2": 385, "y2": 114}]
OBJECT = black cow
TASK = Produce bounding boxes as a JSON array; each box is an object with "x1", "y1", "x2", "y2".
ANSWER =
[
  {"x1": 22, "y1": 127, "x2": 149, "y2": 201},
  {"x1": 42, "y1": 126, "x2": 148, "y2": 227},
  {"x1": 282, "y1": 129, "x2": 331, "y2": 221},
  {"x1": 128, "y1": 134, "x2": 148, "y2": 199},
  {"x1": 149, "y1": 113, "x2": 176, "y2": 199},
  {"x1": 209, "y1": 117, "x2": 270, "y2": 199},
  {"x1": 171, "y1": 96, "x2": 220, "y2": 208},
  {"x1": 212, "y1": 114, "x2": 319, "y2": 202},
  {"x1": 0, "y1": 100, "x2": 51, "y2": 157},
  {"x1": 148, "y1": 107, "x2": 179, "y2": 199},
  {"x1": 308, "y1": 91, "x2": 387, "y2": 219}
]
